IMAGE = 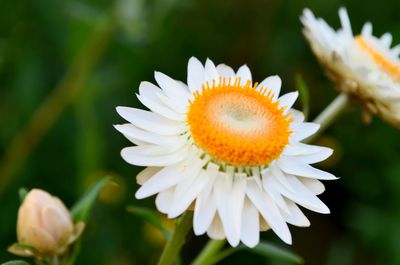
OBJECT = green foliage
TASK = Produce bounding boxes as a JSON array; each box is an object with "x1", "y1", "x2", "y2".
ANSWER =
[
  {"x1": 70, "y1": 177, "x2": 109, "y2": 222},
  {"x1": 248, "y1": 242, "x2": 303, "y2": 264},
  {"x1": 18, "y1": 188, "x2": 28, "y2": 203},
  {"x1": 126, "y1": 205, "x2": 170, "y2": 238},
  {"x1": 295, "y1": 73, "x2": 310, "y2": 120},
  {"x1": 1, "y1": 261, "x2": 30, "y2": 265},
  {"x1": 204, "y1": 242, "x2": 303, "y2": 265}
]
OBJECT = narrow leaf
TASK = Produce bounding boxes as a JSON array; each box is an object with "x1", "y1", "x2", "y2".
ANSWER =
[
  {"x1": 65, "y1": 178, "x2": 109, "y2": 265},
  {"x1": 249, "y1": 242, "x2": 303, "y2": 264},
  {"x1": 2, "y1": 261, "x2": 31, "y2": 265},
  {"x1": 295, "y1": 73, "x2": 310, "y2": 120},
  {"x1": 126, "y1": 205, "x2": 170, "y2": 238},
  {"x1": 18, "y1": 188, "x2": 28, "y2": 203},
  {"x1": 71, "y1": 177, "x2": 109, "y2": 222}
]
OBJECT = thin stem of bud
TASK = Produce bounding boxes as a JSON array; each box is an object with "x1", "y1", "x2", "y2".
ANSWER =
[{"x1": 51, "y1": 256, "x2": 59, "y2": 265}]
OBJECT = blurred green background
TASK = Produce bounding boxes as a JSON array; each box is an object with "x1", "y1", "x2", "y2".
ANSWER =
[{"x1": 1, "y1": 0, "x2": 400, "y2": 264}]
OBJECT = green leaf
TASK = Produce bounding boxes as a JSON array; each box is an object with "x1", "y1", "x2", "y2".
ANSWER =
[
  {"x1": 18, "y1": 188, "x2": 28, "y2": 203},
  {"x1": 7, "y1": 243, "x2": 41, "y2": 258},
  {"x1": 295, "y1": 73, "x2": 310, "y2": 120},
  {"x1": 65, "y1": 177, "x2": 109, "y2": 265},
  {"x1": 71, "y1": 177, "x2": 109, "y2": 222},
  {"x1": 248, "y1": 242, "x2": 303, "y2": 264},
  {"x1": 126, "y1": 205, "x2": 170, "y2": 238},
  {"x1": 2, "y1": 261, "x2": 31, "y2": 265}
]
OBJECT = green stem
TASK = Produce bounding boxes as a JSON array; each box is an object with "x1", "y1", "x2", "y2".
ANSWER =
[
  {"x1": 157, "y1": 212, "x2": 193, "y2": 265},
  {"x1": 305, "y1": 93, "x2": 351, "y2": 143},
  {"x1": 190, "y1": 240, "x2": 226, "y2": 265},
  {"x1": 51, "y1": 256, "x2": 59, "y2": 265}
]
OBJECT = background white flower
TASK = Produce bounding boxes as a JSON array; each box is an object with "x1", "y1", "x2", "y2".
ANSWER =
[
  {"x1": 301, "y1": 8, "x2": 400, "y2": 127},
  {"x1": 115, "y1": 57, "x2": 336, "y2": 247}
]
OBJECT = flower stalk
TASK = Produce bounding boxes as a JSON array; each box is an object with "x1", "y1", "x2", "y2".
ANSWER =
[
  {"x1": 191, "y1": 240, "x2": 225, "y2": 265},
  {"x1": 305, "y1": 93, "x2": 351, "y2": 143},
  {"x1": 157, "y1": 212, "x2": 193, "y2": 265}
]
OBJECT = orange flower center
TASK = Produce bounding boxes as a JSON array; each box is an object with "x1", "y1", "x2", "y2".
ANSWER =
[
  {"x1": 355, "y1": 35, "x2": 400, "y2": 80},
  {"x1": 186, "y1": 78, "x2": 292, "y2": 166}
]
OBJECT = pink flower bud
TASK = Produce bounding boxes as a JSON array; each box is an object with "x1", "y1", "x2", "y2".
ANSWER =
[{"x1": 17, "y1": 189, "x2": 74, "y2": 255}]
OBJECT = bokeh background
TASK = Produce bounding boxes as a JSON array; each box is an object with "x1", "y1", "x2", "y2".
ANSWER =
[{"x1": 1, "y1": 0, "x2": 400, "y2": 264}]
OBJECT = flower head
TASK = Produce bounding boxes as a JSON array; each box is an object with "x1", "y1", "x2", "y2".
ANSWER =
[
  {"x1": 301, "y1": 8, "x2": 400, "y2": 127},
  {"x1": 116, "y1": 57, "x2": 336, "y2": 247},
  {"x1": 14, "y1": 189, "x2": 79, "y2": 256}
]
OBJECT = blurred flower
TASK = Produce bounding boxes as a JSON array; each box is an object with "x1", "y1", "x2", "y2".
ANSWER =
[
  {"x1": 115, "y1": 57, "x2": 336, "y2": 247},
  {"x1": 302, "y1": 8, "x2": 400, "y2": 127},
  {"x1": 10, "y1": 189, "x2": 83, "y2": 257}
]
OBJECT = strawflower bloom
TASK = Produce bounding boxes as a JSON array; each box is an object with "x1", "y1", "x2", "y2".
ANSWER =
[
  {"x1": 115, "y1": 57, "x2": 336, "y2": 247},
  {"x1": 302, "y1": 8, "x2": 400, "y2": 127}
]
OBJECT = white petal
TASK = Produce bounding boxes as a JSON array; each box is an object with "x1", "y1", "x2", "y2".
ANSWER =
[
  {"x1": 262, "y1": 173, "x2": 290, "y2": 214},
  {"x1": 269, "y1": 164, "x2": 295, "y2": 193},
  {"x1": 240, "y1": 198, "x2": 259, "y2": 248},
  {"x1": 277, "y1": 175, "x2": 330, "y2": 214},
  {"x1": 236, "y1": 65, "x2": 252, "y2": 85},
  {"x1": 291, "y1": 122, "x2": 320, "y2": 142},
  {"x1": 260, "y1": 215, "x2": 271, "y2": 231},
  {"x1": 135, "y1": 164, "x2": 187, "y2": 199},
  {"x1": 216, "y1": 64, "x2": 235, "y2": 78},
  {"x1": 380, "y1": 33, "x2": 392, "y2": 47},
  {"x1": 278, "y1": 156, "x2": 336, "y2": 180},
  {"x1": 187, "y1": 57, "x2": 205, "y2": 93},
  {"x1": 278, "y1": 92, "x2": 299, "y2": 113},
  {"x1": 121, "y1": 146, "x2": 187, "y2": 167},
  {"x1": 246, "y1": 179, "x2": 292, "y2": 244},
  {"x1": 136, "y1": 167, "x2": 161, "y2": 185},
  {"x1": 138, "y1": 81, "x2": 187, "y2": 119},
  {"x1": 300, "y1": 178, "x2": 325, "y2": 195},
  {"x1": 361, "y1": 22, "x2": 372, "y2": 36},
  {"x1": 283, "y1": 142, "x2": 325, "y2": 156},
  {"x1": 289, "y1": 109, "x2": 304, "y2": 123},
  {"x1": 154, "y1": 71, "x2": 190, "y2": 111},
  {"x1": 225, "y1": 174, "x2": 246, "y2": 247},
  {"x1": 116, "y1": 107, "x2": 185, "y2": 135},
  {"x1": 231, "y1": 174, "x2": 246, "y2": 224},
  {"x1": 114, "y1": 124, "x2": 183, "y2": 145},
  {"x1": 295, "y1": 147, "x2": 333, "y2": 164},
  {"x1": 138, "y1": 80, "x2": 164, "y2": 100},
  {"x1": 251, "y1": 167, "x2": 263, "y2": 189},
  {"x1": 204, "y1": 58, "x2": 220, "y2": 85},
  {"x1": 167, "y1": 159, "x2": 212, "y2": 218},
  {"x1": 155, "y1": 187, "x2": 175, "y2": 214},
  {"x1": 258, "y1": 75, "x2": 281, "y2": 99},
  {"x1": 193, "y1": 177, "x2": 218, "y2": 235},
  {"x1": 214, "y1": 173, "x2": 240, "y2": 246},
  {"x1": 392, "y1": 44, "x2": 400, "y2": 57},
  {"x1": 280, "y1": 199, "x2": 310, "y2": 227},
  {"x1": 338, "y1": 8, "x2": 352, "y2": 36},
  {"x1": 137, "y1": 93, "x2": 185, "y2": 121},
  {"x1": 207, "y1": 214, "x2": 225, "y2": 240}
]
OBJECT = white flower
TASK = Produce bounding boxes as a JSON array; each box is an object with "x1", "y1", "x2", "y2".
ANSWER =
[
  {"x1": 115, "y1": 57, "x2": 336, "y2": 247},
  {"x1": 301, "y1": 8, "x2": 400, "y2": 127}
]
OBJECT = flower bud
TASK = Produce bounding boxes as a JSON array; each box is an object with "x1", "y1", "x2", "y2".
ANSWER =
[{"x1": 16, "y1": 189, "x2": 74, "y2": 256}]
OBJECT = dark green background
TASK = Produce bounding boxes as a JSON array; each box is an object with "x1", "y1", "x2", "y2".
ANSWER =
[{"x1": 1, "y1": 0, "x2": 400, "y2": 264}]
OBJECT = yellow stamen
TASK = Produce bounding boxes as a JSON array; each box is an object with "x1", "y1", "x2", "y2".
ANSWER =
[
  {"x1": 187, "y1": 78, "x2": 292, "y2": 166},
  {"x1": 355, "y1": 35, "x2": 400, "y2": 80}
]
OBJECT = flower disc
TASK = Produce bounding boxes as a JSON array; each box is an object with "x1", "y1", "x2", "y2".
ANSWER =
[{"x1": 187, "y1": 78, "x2": 292, "y2": 166}]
